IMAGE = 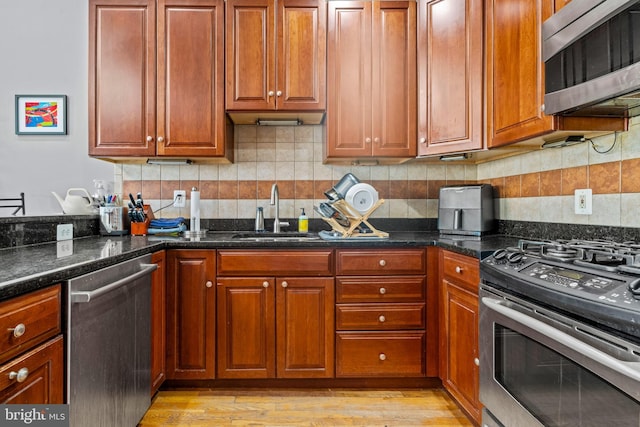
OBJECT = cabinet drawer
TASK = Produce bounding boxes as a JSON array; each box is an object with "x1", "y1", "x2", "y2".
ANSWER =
[
  {"x1": 336, "y1": 276, "x2": 425, "y2": 303},
  {"x1": 0, "y1": 335, "x2": 64, "y2": 404},
  {"x1": 336, "y1": 249, "x2": 426, "y2": 275},
  {"x1": 336, "y1": 303, "x2": 425, "y2": 330},
  {"x1": 441, "y1": 250, "x2": 480, "y2": 293},
  {"x1": 0, "y1": 285, "x2": 61, "y2": 364},
  {"x1": 217, "y1": 250, "x2": 333, "y2": 276},
  {"x1": 336, "y1": 331, "x2": 425, "y2": 377}
]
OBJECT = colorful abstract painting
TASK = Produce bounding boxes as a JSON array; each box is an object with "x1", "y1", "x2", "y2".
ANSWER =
[
  {"x1": 24, "y1": 101, "x2": 58, "y2": 128},
  {"x1": 15, "y1": 95, "x2": 67, "y2": 135}
]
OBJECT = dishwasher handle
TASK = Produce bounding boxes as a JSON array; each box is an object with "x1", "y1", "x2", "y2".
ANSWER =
[{"x1": 71, "y1": 263, "x2": 157, "y2": 303}]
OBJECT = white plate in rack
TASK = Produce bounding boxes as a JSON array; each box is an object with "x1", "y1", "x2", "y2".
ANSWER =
[{"x1": 345, "y1": 183, "x2": 378, "y2": 214}]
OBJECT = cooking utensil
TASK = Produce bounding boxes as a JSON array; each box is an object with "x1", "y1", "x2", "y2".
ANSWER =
[{"x1": 324, "y1": 173, "x2": 360, "y2": 201}]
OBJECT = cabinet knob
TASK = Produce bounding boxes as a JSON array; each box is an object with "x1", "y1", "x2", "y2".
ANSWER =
[
  {"x1": 205, "y1": 281, "x2": 213, "y2": 288},
  {"x1": 374, "y1": 137, "x2": 380, "y2": 143},
  {"x1": 365, "y1": 137, "x2": 372, "y2": 143},
  {"x1": 9, "y1": 368, "x2": 29, "y2": 383},
  {"x1": 146, "y1": 136, "x2": 154, "y2": 142},
  {"x1": 281, "y1": 281, "x2": 288, "y2": 288},
  {"x1": 276, "y1": 90, "x2": 282, "y2": 97},
  {"x1": 157, "y1": 136, "x2": 164, "y2": 143},
  {"x1": 474, "y1": 357, "x2": 480, "y2": 366},
  {"x1": 379, "y1": 287, "x2": 386, "y2": 295},
  {"x1": 419, "y1": 137, "x2": 426, "y2": 144},
  {"x1": 268, "y1": 91, "x2": 275, "y2": 97},
  {"x1": 455, "y1": 266, "x2": 463, "y2": 274},
  {"x1": 379, "y1": 353, "x2": 386, "y2": 361},
  {"x1": 8, "y1": 323, "x2": 25, "y2": 338},
  {"x1": 379, "y1": 259, "x2": 386, "y2": 267},
  {"x1": 378, "y1": 315, "x2": 386, "y2": 323},
  {"x1": 263, "y1": 281, "x2": 270, "y2": 288}
]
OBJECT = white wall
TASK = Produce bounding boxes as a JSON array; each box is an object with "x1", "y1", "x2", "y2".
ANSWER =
[{"x1": 0, "y1": 1, "x2": 113, "y2": 216}]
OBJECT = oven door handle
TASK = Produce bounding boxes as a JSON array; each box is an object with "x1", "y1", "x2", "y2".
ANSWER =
[{"x1": 482, "y1": 297, "x2": 640, "y2": 382}]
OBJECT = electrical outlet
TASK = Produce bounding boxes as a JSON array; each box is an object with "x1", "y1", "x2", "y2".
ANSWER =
[
  {"x1": 574, "y1": 189, "x2": 592, "y2": 215},
  {"x1": 174, "y1": 190, "x2": 186, "y2": 208},
  {"x1": 56, "y1": 224, "x2": 73, "y2": 241}
]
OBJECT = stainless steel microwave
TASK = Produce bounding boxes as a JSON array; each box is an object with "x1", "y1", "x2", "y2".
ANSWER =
[{"x1": 542, "y1": 0, "x2": 640, "y2": 117}]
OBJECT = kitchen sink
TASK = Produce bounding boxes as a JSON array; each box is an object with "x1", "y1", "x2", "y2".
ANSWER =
[{"x1": 231, "y1": 232, "x2": 321, "y2": 242}]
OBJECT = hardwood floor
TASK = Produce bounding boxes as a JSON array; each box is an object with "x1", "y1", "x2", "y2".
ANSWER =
[{"x1": 139, "y1": 388, "x2": 473, "y2": 426}]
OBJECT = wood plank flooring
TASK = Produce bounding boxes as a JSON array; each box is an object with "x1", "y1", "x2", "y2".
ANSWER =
[{"x1": 139, "y1": 388, "x2": 473, "y2": 426}]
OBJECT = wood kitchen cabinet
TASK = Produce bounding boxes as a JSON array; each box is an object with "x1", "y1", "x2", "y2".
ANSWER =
[
  {"x1": 485, "y1": 0, "x2": 625, "y2": 148},
  {"x1": 0, "y1": 285, "x2": 63, "y2": 404},
  {"x1": 216, "y1": 250, "x2": 334, "y2": 379},
  {"x1": 335, "y1": 249, "x2": 427, "y2": 377},
  {"x1": 326, "y1": 0, "x2": 417, "y2": 162},
  {"x1": 89, "y1": 0, "x2": 232, "y2": 160},
  {"x1": 439, "y1": 249, "x2": 481, "y2": 424},
  {"x1": 225, "y1": 0, "x2": 326, "y2": 113},
  {"x1": 150, "y1": 250, "x2": 166, "y2": 394},
  {"x1": 417, "y1": 0, "x2": 483, "y2": 156},
  {"x1": 166, "y1": 250, "x2": 216, "y2": 380}
]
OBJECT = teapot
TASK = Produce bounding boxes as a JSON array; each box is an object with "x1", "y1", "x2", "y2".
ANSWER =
[{"x1": 52, "y1": 188, "x2": 98, "y2": 215}]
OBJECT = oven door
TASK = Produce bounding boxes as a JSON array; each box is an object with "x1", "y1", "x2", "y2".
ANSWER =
[{"x1": 479, "y1": 285, "x2": 640, "y2": 427}]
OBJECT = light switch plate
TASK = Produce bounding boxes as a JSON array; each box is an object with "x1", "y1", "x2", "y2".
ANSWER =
[
  {"x1": 56, "y1": 224, "x2": 73, "y2": 241},
  {"x1": 574, "y1": 189, "x2": 592, "y2": 215}
]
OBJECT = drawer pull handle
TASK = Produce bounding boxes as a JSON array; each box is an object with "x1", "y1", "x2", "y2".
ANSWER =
[
  {"x1": 263, "y1": 281, "x2": 270, "y2": 288},
  {"x1": 379, "y1": 287, "x2": 386, "y2": 295},
  {"x1": 378, "y1": 315, "x2": 386, "y2": 323},
  {"x1": 455, "y1": 266, "x2": 463, "y2": 274},
  {"x1": 9, "y1": 323, "x2": 26, "y2": 338},
  {"x1": 379, "y1": 259, "x2": 386, "y2": 267},
  {"x1": 379, "y1": 353, "x2": 386, "y2": 361},
  {"x1": 205, "y1": 281, "x2": 213, "y2": 288},
  {"x1": 9, "y1": 368, "x2": 29, "y2": 383},
  {"x1": 474, "y1": 358, "x2": 480, "y2": 366},
  {"x1": 281, "y1": 281, "x2": 288, "y2": 288}
]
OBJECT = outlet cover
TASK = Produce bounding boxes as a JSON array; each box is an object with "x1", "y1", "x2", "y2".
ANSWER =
[
  {"x1": 174, "y1": 190, "x2": 186, "y2": 208},
  {"x1": 574, "y1": 189, "x2": 592, "y2": 215},
  {"x1": 56, "y1": 224, "x2": 73, "y2": 241}
]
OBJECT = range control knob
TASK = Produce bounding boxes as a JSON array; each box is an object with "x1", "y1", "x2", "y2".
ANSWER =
[
  {"x1": 506, "y1": 251, "x2": 524, "y2": 264},
  {"x1": 492, "y1": 249, "x2": 508, "y2": 261},
  {"x1": 629, "y1": 278, "x2": 640, "y2": 299}
]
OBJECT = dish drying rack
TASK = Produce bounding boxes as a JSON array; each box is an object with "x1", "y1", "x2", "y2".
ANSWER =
[{"x1": 320, "y1": 199, "x2": 388, "y2": 238}]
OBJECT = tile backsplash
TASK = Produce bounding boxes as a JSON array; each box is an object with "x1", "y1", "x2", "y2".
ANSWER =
[
  {"x1": 117, "y1": 125, "x2": 475, "y2": 221},
  {"x1": 115, "y1": 117, "x2": 640, "y2": 228}
]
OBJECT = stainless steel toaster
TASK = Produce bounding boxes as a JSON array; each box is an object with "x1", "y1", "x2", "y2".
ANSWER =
[{"x1": 438, "y1": 184, "x2": 494, "y2": 236}]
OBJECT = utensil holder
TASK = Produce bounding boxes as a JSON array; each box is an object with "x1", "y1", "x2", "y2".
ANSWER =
[{"x1": 130, "y1": 204, "x2": 154, "y2": 236}]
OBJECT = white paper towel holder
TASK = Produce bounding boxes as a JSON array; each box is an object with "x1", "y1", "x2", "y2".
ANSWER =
[{"x1": 183, "y1": 186, "x2": 208, "y2": 238}]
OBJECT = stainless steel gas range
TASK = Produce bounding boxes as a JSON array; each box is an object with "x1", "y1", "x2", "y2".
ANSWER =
[{"x1": 479, "y1": 239, "x2": 640, "y2": 427}]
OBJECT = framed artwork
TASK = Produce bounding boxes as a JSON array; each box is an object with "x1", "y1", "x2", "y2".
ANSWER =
[{"x1": 15, "y1": 94, "x2": 67, "y2": 135}]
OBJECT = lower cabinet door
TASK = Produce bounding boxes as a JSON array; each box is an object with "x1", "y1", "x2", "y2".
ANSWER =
[
  {"x1": 336, "y1": 331, "x2": 425, "y2": 377},
  {"x1": 276, "y1": 277, "x2": 335, "y2": 378},
  {"x1": 0, "y1": 336, "x2": 63, "y2": 404},
  {"x1": 216, "y1": 277, "x2": 276, "y2": 378}
]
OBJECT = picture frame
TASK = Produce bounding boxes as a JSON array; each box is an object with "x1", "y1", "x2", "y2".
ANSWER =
[{"x1": 15, "y1": 94, "x2": 67, "y2": 135}]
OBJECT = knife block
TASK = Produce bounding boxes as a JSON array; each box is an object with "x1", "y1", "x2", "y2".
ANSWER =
[{"x1": 130, "y1": 204, "x2": 154, "y2": 236}]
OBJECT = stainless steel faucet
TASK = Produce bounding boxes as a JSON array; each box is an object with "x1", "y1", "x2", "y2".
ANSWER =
[{"x1": 270, "y1": 183, "x2": 290, "y2": 233}]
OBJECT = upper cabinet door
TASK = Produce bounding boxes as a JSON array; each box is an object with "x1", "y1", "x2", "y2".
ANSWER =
[
  {"x1": 326, "y1": 0, "x2": 372, "y2": 157},
  {"x1": 89, "y1": 0, "x2": 157, "y2": 157},
  {"x1": 326, "y1": 0, "x2": 416, "y2": 160},
  {"x1": 226, "y1": 0, "x2": 275, "y2": 110},
  {"x1": 417, "y1": 0, "x2": 483, "y2": 156},
  {"x1": 226, "y1": 0, "x2": 325, "y2": 111},
  {"x1": 276, "y1": 0, "x2": 327, "y2": 110},
  {"x1": 372, "y1": 0, "x2": 416, "y2": 157},
  {"x1": 486, "y1": 0, "x2": 554, "y2": 148},
  {"x1": 157, "y1": 0, "x2": 226, "y2": 157}
]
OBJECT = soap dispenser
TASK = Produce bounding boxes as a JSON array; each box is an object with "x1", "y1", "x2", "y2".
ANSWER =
[{"x1": 298, "y1": 208, "x2": 308, "y2": 233}]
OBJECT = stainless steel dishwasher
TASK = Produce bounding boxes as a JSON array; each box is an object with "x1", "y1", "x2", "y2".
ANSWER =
[{"x1": 67, "y1": 254, "x2": 157, "y2": 427}]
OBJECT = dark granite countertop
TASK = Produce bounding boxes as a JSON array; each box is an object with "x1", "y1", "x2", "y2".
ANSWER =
[{"x1": 0, "y1": 230, "x2": 519, "y2": 302}]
